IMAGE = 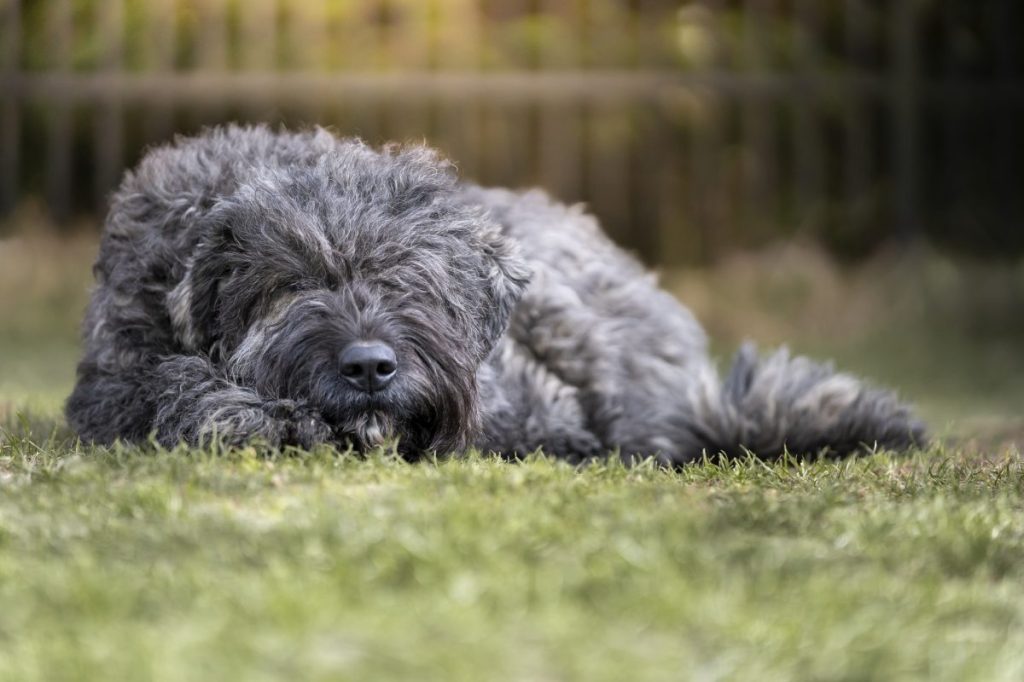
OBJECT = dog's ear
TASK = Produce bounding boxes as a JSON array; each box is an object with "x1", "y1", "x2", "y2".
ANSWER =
[
  {"x1": 477, "y1": 224, "x2": 531, "y2": 357},
  {"x1": 167, "y1": 207, "x2": 237, "y2": 355}
]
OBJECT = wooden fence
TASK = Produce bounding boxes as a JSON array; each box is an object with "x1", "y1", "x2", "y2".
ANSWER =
[{"x1": 1, "y1": 0, "x2": 1021, "y2": 263}]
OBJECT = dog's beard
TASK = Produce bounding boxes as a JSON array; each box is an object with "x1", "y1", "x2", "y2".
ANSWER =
[
  {"x1": 334, "y1": 402, "x2": 471, "y2": 457},
  {"x1": 346, "y1": 410, "x2": 395, "y2": 450}
]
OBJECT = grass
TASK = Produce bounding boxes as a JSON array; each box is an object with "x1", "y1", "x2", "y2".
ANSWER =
[
  {"x1": 2, "y1": 224, "x2": 1024, "y2": 680},
  {"x1": 3, "y1": 432, "x2": 1024, "y2": 681}
]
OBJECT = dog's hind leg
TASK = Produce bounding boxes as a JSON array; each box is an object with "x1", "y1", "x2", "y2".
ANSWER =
[
  {"x1": 468, "y1": 187, "x2": 709, "y2": 463},
  {"x1": 477, "y1": 339, "x2": 604, "y2": 462}
]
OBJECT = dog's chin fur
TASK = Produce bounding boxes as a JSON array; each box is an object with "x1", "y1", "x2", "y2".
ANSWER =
[
  {"x1": 346, "y1": 410, "x2": 394, "y2": 450},
  {"x1": 65, "y1": 124, "x2": 925, "y2": 463}
]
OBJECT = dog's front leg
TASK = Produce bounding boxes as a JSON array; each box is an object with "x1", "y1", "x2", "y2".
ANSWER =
[
  {"x1": 146, "y1": 355, "x2": 335, "y2": 449},
  {"x1": 68, "y1": 352, "x2": 334, "y2": 449}
]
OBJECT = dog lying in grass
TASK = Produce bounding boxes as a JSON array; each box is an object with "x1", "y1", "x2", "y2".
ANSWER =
[{"x1": 66, "y1": 125, "x2": 925, "y2": 463}]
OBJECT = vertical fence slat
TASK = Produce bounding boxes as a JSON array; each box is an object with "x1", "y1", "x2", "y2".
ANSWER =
[
  {"x1": 389, "y1": 0, "x2": 430, "y2": 145},
  {"x1": 479, "y1": 0, "x2": 532, "y2": 190},
  {"x1": 584, "y1": 0, "x2": 631, "y2": 245},
  {"x1": 939, "y1": 0, "x2": 960, "y2": 239},
  {"x1": 891, "y1": 0, "x2": 920, "y2": 238},
  {"x1": 585, "y1": 99, "x2": 631, "y2": 242},
  {"x1": 195, "y1": 0, "x2": 228, "y2": 72},
  {"x1": 0, "y1": 0, "x2": 20, "y2": 214},
  {"x1": 844, "y1": 0, "x2": 872, "y2": 238},
  {"x1": 288, "y1": 0, "x2": 328, "y2": 124},
  {"x1": 537, "y1": 0, "x2": 583, "y2": 202},
  {"x1": 239, "y1": 0, "x2": 276, "y2": 71},
  {"x1": 345, "y1": 0, "x2": 390, "y2": 143},
  {"x1": 288, "y1": 0, "x2": 327, "y2": 71},
  {"x1": 793, "y1": 0, "x2": 823, "y2": 235},
  {"x1": 627, "y1": 0, "x2": 653, "y2": 255},
  {"x1": 94, "y1": 0, "x2": 125, "y2": 212},
  {"x1": 990, "y1": 0, "x2": 1020, "y2": 240},
  {"x1": 144, "y1": 0, "x2": 178, "y2": 74},
  {"x1": 194, "y1": 0, "x2": 227, "y2": 126},
  {"x1": 46, "y1": 0, "x2": 73, "y2": 221},
  {"x1": 140, "y1": 0, "x2": 177, "y2": 147},
  {"x1": 740, "y1": 0, "x2": 778, "y2": 245},
  {"x1": 380, "y1": 0, "x2": 429, "y2": 75},
  {"x1": 323, "y1": 1, "x2": 353, "y2": 138},
  {"x1": 436, "y1": 0, "x2": 482, "y2": 180},
  {"x1": 689, "y1": 0, "x2": 725, "y2": 261},
  {"x1": 629, "y1": 0, "x2": 647, "y2": 69},
  {"x1": 647, "y1": 0, "x2": 688, "y2": 261},
  {"x1": 628, "y1": 0, "x2": 666, "y2": 258}
]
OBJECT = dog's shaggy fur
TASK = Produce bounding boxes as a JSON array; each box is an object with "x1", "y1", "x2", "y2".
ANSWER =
[{"x1": 66, "y1": 125, "x2": 925, "y2": 464}]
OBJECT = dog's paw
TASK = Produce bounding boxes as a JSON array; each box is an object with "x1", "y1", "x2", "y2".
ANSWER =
[
  {"x1": 545, "y1": 430, "x2": 606, "y2": 464},
  {"x1": 261, "y1": 399, "x2": 335, "y2": 450}
]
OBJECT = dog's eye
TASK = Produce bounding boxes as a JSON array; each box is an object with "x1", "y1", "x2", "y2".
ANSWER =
[
  {"x1": 241, "y1": 283, "x2": 305, "y2": 325},
  {"x1": 276, "y1": 280, "x2": 315, "y2": 297}
]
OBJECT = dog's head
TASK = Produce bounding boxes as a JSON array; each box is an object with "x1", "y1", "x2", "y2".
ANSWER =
[{"x1": 167, "y1": 141, "x2": 530, "y2": 454}]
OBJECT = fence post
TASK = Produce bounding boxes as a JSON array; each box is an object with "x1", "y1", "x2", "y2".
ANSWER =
[
  {"x1": 844, "y1": 0, "x2": 873, "y2": 238},
  {"x1": 139, "y1": 0, "x2": 177, "y2": 144},
  {"x1": 436, "y1": 0, "x2": 483, "y2": 180},
  {"x1": 793, "y1": 0, "x2": 824, "y2": 235},
  {"x1": 990, "y1": 0, "x2": 1020, "y2": 245},
  {"x1": 478, "y1": 0, "x2": 533, "y2": 191},
  {"x1": 537, "y1": 0, "x2": 583, "y2": 203},
  {"x1": 891, "y1": 0, "x2": 920, "y2": 238},
  {"x1": 286, "y1": 0, "x2": 327, "y2": 72},
  {"x1": 46, "y1": 0, "x2": 73, "y2": 222},
  {"x1": 585, "y1": 0, "x2": 633, "y2": 247},
  {"x1": 94, "y1": 0, "x2": 124, "y2": 213},
  {"x1": 689, "y1": 0, "x2": 726, "y2": 261},
  {"x1": 195, "y1": 0, "x2": 227, "y2": 73},
  {"x1": 625, "y1": 0, "x2": 663, "y2": 260},
  {"x1": 192, "y1": 0, "x2": 227, "y2": 127},
  {"x1": 740, "y1": 0, "x2": 779, "y2": 245},
  {"x1": 0, "y1": 0, "x2": 20, "y2": 215},
  {"x1": 239, "y1": 0, "x2": 277, "y2": 72}
]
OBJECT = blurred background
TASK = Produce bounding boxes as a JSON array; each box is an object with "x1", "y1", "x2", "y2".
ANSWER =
[{"x1": 1, "y1": 0, "x2": 1022, "y2": 445}]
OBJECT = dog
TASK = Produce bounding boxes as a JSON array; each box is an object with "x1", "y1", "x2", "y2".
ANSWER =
[{"x1": 66, "y1": 125, "x2": 925, "y2": 464}]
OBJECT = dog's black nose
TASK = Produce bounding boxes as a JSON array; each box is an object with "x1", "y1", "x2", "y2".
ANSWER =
[{"x1": 339, "y1": 342, "x2": 398, "y2": 392}]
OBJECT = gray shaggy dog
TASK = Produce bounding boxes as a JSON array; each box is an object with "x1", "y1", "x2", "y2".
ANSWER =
[{"x1": 66, "y1": 125, "x2": 925, "y2": 464}]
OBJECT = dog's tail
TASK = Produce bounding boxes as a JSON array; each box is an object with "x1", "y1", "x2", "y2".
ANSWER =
[{"x1": 686, "y1": 343, "x2": 926, "y2": 460}]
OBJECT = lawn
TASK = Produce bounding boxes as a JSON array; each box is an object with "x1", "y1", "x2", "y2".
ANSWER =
[
  {"x1": 2, "y1": 227, "x2": 1024, "y2": 681},
  {"x1": 4, "y1": 434, "x2": 1024, "y2": 681}
]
